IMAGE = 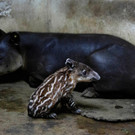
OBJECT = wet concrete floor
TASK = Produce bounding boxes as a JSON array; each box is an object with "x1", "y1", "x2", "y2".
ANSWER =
[{"x1": 0, "y1": 81, "x2": 135, "y2": 135}]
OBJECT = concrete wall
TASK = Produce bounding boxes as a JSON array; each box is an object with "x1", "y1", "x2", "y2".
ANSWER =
[{"x1": 0, "y1": 0, "x2": 135, "y2": 44}]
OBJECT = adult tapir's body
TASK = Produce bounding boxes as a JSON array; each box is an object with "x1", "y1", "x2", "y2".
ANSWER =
[{"x1": 0, "y1": 31, "x2": 135, "y2": 97}]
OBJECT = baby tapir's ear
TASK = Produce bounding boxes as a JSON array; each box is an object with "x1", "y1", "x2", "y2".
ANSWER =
[
  {"x1": 9, "y1": 32, "x2": 20, "y2": 46},
  {"x1": 65, "y1": 58, "x2": 75, "y2": 70}
]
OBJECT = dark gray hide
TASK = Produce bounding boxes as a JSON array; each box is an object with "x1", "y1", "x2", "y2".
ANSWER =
[{"x1": 0, "y1": 31, "x2": 135, "y2": 97}]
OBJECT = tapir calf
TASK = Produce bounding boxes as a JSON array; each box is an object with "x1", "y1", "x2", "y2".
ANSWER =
[{"x1": 28, "y1": 58, "x2": 100, "y2": 118}]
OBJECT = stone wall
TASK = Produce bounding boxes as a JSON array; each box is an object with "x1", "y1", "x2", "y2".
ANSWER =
[{"x1": 0, "y1": 0, "x2": 135, "y2": 44}]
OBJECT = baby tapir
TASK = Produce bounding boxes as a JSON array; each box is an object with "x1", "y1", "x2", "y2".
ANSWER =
[{"x1": 28, "y1": 58, "x2": 100, "y2": 119}]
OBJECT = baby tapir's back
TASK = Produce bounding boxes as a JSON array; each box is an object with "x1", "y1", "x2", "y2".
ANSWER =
[{"x1": 28, "y1": 67, "x2": 75, "y2": 117}]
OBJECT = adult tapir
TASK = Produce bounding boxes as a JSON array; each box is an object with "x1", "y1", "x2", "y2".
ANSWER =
[{"x1": 0, "y1": 31, "x2": 135, "y2": 98}]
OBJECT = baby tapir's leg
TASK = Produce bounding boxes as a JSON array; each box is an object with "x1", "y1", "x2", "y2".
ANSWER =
[
  {"x1": 61, "y1": 94, "x2": 81, "y2": 114},
  {"x1": 28, "y1": 103, "x2": 58, "y2": 119},
  {"x1": 28, "y1": 108, "x2": 57, "y2": 119},
  {"x1": 39, "y1": 102, "x2": 60, "y2": 119}
]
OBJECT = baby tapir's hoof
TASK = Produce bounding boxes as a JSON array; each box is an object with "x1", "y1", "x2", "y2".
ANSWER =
[
  {"x1": 48, "y1": 113, "x2": 57, "y2": 119},
  {"x1": 72, "y1": 108, "x2": 82, "y2": 114},
  {"x1": 42, "y1": 113, "x2": 57, "y2": 119}
]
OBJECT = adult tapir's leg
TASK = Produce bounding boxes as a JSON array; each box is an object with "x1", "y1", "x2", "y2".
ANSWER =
[{"x1": 81, "y1": 87, "x2": 99, "y2": 98}]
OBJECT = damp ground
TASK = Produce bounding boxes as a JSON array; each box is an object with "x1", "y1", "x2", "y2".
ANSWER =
[{"x1": 0, "y1": 81, "x2": 135, "y2": 135}]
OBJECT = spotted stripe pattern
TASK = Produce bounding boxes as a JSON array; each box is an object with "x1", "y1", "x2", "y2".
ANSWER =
[{"x1": 28, "y1": 67, "x2": 76, "y2": 117}]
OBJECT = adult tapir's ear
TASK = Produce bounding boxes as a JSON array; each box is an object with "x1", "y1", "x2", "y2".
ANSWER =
[
  {"x1": 9, "y1": 32, "x2": 20, "y2": 46},
  {"x1": 65, "y1": 58, "x2": 75, "y2": 70}
]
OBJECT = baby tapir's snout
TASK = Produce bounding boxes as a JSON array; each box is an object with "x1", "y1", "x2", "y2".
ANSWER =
[{"x1": 89, "y1": 70, "x2": 101, "y2": 81}]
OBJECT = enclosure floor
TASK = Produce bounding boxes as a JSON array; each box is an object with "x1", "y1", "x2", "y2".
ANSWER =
[{"x1": 0, "y1": 81, "x2": 135, "y2": 135}]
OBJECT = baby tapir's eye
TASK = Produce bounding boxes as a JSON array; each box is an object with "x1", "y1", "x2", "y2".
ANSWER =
[{"x1": 82, "y1": 69, "x2": 87, "y2": 76}]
